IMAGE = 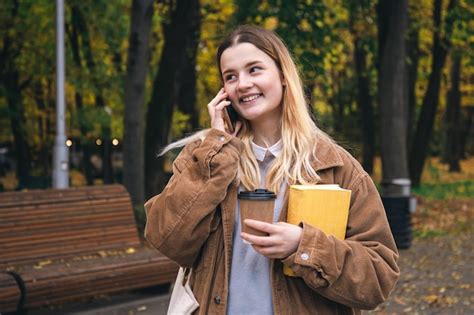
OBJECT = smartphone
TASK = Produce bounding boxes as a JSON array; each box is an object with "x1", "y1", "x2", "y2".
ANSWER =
[{"x1": 223, "y1": 101, "x2": 240, "y2": 133}]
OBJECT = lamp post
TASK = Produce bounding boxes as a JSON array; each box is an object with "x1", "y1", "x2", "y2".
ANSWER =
[{"x1": 52, "y1": 0, "x2": 69, "y2": 188}]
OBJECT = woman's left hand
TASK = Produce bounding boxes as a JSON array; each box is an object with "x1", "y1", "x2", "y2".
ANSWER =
[{"x1": 241, "y1": 220, "x2": 303, "y2": 259}]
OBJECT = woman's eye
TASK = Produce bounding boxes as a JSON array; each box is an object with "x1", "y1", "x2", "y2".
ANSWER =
[
  {"x1": 250, "y1": 66, "x2": 261, "y2": 73},
  {"x1": 225, "y1": 74, "x2": 236, "y2": 81}
]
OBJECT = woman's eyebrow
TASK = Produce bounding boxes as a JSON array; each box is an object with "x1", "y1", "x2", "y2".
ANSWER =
[{"x1": 222, "y1": 60, "x2": 264, "y2": 76}]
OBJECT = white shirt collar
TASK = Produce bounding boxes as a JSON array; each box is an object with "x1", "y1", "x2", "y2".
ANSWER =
[{"x1": 251, "y1": 139, "x2": 282, "y2": 162}]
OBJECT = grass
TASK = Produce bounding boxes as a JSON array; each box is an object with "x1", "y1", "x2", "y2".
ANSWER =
[
  {"x1": 412, "y1": 180, "x2": 474, "y2": 200},
  {"x1": 412, "y1": 228, "x2": 448, "y2": 239}
]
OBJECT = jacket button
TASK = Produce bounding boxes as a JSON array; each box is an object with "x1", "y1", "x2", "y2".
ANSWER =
[
  {"x1": 300, "y1": 252, "x2": 310, "y2": 261},
  {"x1": 217, "y1": 135, "x2": 225, "y2": 142},
  {"x1": 214, "y1": 295, "x2": 221, "y2": 304}
]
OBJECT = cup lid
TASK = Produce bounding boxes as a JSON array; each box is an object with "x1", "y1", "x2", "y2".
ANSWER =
[{"x1": 238, "y1": 189, "x2": 277, "y2": 200}]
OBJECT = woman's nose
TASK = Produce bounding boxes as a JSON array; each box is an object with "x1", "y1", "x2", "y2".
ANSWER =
[{"x1": 237, "y1": 74, "x2": 253, "y2": 90}]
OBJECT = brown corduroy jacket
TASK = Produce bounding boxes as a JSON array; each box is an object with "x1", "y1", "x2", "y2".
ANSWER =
[{"x1": 145, "y1": 129, "x2": 400, "y2": 315}]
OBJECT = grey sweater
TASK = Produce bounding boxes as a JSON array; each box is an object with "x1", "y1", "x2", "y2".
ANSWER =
[{"x1": 227, "y1": 140, "x2": 286, "y2": 315}]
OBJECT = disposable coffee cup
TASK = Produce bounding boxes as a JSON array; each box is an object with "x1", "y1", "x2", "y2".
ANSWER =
[{"x1": 238, "y1": 189, "x2": 276, "y2": 240}]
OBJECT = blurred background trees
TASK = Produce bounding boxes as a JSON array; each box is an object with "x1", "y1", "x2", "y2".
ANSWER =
[{"x1": 0, "y1": 0, "x2": 473, "y2": 204}]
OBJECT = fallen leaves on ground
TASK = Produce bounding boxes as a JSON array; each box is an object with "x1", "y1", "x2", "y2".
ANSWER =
[
  {"x1": 365, "y1": 196, "x2": 473, "y2": 315},
  {"x1": 412, "y1": 197, "x2": 473, "y2": 235}
]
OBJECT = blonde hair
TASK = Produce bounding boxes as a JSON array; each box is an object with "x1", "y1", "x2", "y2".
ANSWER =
[{"x1": 161, "y1": 25, "x2": 333, "y2": 193}]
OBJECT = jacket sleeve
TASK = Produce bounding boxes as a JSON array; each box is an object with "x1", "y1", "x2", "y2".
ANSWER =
[
  {"x1": 282, "y1": 172, "x2": 400, "y2": 310},
  {"x1": 144, "y1": 129, "x2": 242, "y2": 268}
]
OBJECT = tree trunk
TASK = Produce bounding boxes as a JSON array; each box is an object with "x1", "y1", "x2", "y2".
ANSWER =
[
  {"x1": 32, "y1": 82, "x2": 52, "y2": 176},
  {"x1": 81, "y1": 141, "x2": 95, "y2": 185},
  {"x1": 145, "y1": 0, "x2": 201, "y2": 199},
  {"x1": 409, "y1": 0, "x2": 457, "y2": 186},
  {"x1": 406, "y1": 15, "x2": 420, "y2": 150},
  {"x1": 3, "y1": 70, "x2": 31, "y2": 188},
  {"x1": 443, "y1": 55, "x2": 462, "y2": 172},
  {"x1": 305, "y1": 82, "x2": 317, "y2": 122},
  {"x1": 0, "y1": 0, "x2": 31, "y2": 188},
  {"x1": 304, "y1": 83, "x2": 315, "y2": 108},
  {"x1": 328, "y1": 74, "x2": 344, "y2": 134},
  {"x1": 354, "y1": 38, "x2": 375, "y2": 174},
  {"x1": 377, "y1": 0, "x2": 410, "y2": 188},
  {"x1": 459, "y1": 107, "x2": 473, "y2": 158},
  {"x1": 176, "y1": 1, "x2": 201, "y2": 133},
  {"x1": 123, "y1": 0, "x2": 154, "y2": 206}
]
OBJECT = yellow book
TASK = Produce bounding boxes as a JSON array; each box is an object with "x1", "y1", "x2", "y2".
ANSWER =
[{"x1": 284, "y1": 184, "x2": 351, "y2": 276}]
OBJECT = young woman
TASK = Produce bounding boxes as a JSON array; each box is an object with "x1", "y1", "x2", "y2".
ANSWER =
[{"x1": 145, "y1": 25, "x2": 399, "y2": 314}]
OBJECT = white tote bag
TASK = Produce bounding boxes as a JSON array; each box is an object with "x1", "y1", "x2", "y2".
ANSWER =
[{"x1": 167, "y1": 267, "x2": 199, "y2": 315}]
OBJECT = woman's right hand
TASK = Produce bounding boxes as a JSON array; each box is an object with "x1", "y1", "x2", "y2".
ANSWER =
[{"x1": 207, "y1": 88, "x2": 241, "y2": 135}]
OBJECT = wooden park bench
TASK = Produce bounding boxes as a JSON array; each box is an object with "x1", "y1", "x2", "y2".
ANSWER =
[{"x1": 0, "y1": 185, "x2": 177, "y2": 313}]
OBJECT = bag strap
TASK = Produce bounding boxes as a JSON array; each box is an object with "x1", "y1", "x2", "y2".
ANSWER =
[{"x1": 181, "y1": 267, "x2": 192, "y2": 286}]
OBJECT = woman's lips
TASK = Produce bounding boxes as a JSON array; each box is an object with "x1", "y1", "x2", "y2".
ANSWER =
[{"x1": 240, "y1": 93, "x2": 262, "y2": 104}]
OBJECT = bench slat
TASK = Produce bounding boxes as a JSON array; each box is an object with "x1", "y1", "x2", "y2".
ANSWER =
[
  {"x1": 0, "y1": 198, "x2": 132, "y2": 220},
  {"x1": 0, "y1": 213, "x2": 133, "y2": 235},
  {"x1": 0, "y1": 210, "x2": 135, "y2": 239},
  {"x1": 1, "y1": 188, "x2": 130, "y2": 204},
  {"x1": 0, "y1": 185, "x2": 127, "y2": 206},
  {"x1": 0, "y1": 226, "x2": 137, "y2": 249}
]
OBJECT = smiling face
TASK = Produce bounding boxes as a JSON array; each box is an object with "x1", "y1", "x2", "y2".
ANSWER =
[{"x1": 220, "y1": 43, "x2": 284, "y2": 126}]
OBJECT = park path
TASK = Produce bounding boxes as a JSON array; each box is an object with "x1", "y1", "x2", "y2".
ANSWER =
[{"x1": 367, "y1": 196, "x2": 473, "y2": 315}]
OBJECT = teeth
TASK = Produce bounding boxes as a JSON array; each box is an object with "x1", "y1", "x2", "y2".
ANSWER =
[{"x1": 242, "y1": 94, "x2": 260, "y2": 102}]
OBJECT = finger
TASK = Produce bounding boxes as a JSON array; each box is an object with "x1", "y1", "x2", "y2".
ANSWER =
[
  {"x1": 208, "y1": 96, "x2": 230, "y2": 130},
  {"x1": 240, "y1": 232, "x2": 274, "y2": 247},
  {"x1": 207, "y1": 91, "x2": 228, "y2": 115},
  {"x1": 251, "y1": 244, "x2": 269, "y2": 256},
  {"x1": 275, "y1": 221, "x2": 296, "y2": 228},
  {"x1": 244, "y1": 219, "x2": 277, "y2": 234},
  {"x1": 209, "y1": 89, "x2": 227, "y2": 106},
  {"x1": 252, "y1": 245, "x2": 282, "y2": 258},
  {"x1": 240, "y1": 232, "x2": 254, "y2": 244},
  {"x1": 215, "y1": 99, "x2": 231, "y2": 111}
]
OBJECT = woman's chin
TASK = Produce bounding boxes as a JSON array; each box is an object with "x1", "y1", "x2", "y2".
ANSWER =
[
  {"x1": 241, "y1": 113, "x2": 261, "y2": 122},
  {"x1": 243, "y1": 109, "x2": 281, "y2": 124},
  {"x1": 238, "y1": 108, "x2": 265, "y2": 121}
]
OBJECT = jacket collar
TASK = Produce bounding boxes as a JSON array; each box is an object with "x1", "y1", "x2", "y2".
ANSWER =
[{"x1": 310, "y1": 136, "x2": 344, "y2": 171}]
